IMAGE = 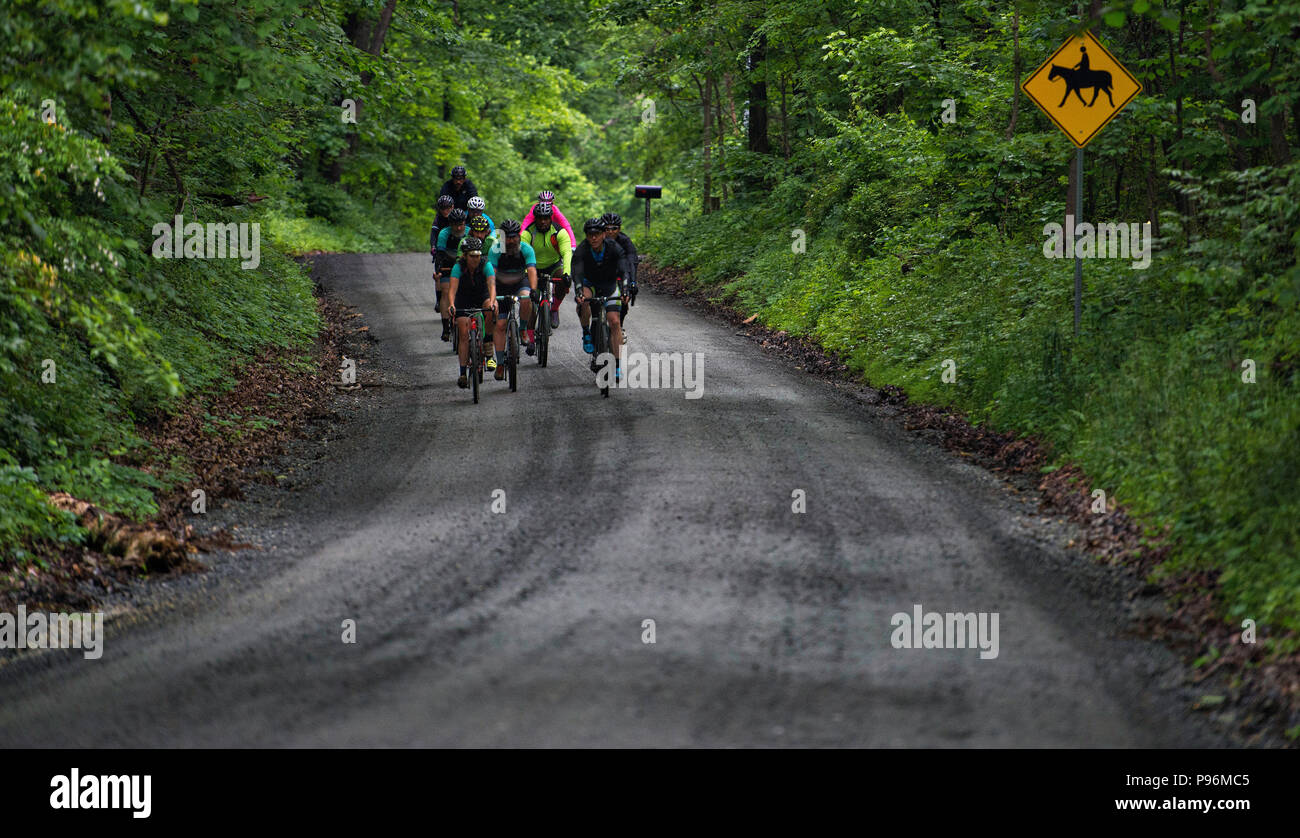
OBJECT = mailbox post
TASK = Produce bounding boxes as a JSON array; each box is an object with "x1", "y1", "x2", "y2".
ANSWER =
[{"x1": 635, "y1": 184, "x2": 662, "y2": 232}]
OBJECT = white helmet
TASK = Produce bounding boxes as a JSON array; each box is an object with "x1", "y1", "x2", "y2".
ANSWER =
[{"x1": 467, "y1": 196, "x2": 486, "y2": 211}]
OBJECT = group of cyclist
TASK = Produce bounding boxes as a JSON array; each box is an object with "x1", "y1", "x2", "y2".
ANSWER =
[{"x1": 430, "y1": 165, "x2": 639, "y2": 389}]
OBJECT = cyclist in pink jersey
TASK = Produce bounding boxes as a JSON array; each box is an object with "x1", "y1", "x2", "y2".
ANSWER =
[{"x1": 520, "y1": 189, "x2": 576, "y2": 245}]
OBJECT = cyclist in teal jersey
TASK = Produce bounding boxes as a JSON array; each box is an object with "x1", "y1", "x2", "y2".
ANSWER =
[
  {"x1": 448, "y1": 236, "x2": 497, "y2": 387},
  {"x1": 466, "y1": 195, "x2": 496, "y2": 237},
  {"x1": 488, "y1": 219, "x2": 539, "y2": 371},
  {"x1": 435, "y1": 209, "x2": 469, "y2": 339}
]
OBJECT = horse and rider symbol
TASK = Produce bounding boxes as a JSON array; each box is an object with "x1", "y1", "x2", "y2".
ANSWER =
[
  {"x1": 1022, "y1": 32, "x2": 1141, "y2": 147},
  {"x1": 1049, "y1": 46, "x2": 1115, "y2": 108}
]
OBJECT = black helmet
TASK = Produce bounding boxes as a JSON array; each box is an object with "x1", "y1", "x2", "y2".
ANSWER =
[
  {"x1": 448, "y1": 208, "x2": 467, "y2": 223},
  {"x1": 601, "y1": 212, "x2": 622, "y2": 228},
  {"x1": 500, "y1": 218, "x2": 522, "y2": 236},
  {"x1": 460, "y1": 237, "x2": 484, "y2": 253},
  {"x1": 451, "y1": 165, "x2": 467, "y2": 178},
  {"x1": 537, "y1": 190, "x2": 555, "y2": 202},
  {"x1": 437, "y1": 195, "x2": 454, "y2": 208},
  {"x1": 468, "y1": 215, "x2": 490, "y2": 234},
  {"x1": 534, "y1": 201, "x2": 553, "y2": 217},
  {"x1": 583, "y1": 217, "x2": 604, "y2": 234}
]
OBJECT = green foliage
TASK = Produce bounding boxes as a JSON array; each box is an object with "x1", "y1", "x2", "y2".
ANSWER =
[
  {"x1": 5, "y1": 0, "x2": 1299, "y2": 647},
  {"x1": 638, "y1": 0, "x2": 1300, "y2": 638},
  {"x1": 0, "y1": 0, "x2": 639, "y2": 564}
]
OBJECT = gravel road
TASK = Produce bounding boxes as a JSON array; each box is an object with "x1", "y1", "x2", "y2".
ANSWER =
[{"x1": 0, "y1": 253, "x2": 1227, "y2": 747}]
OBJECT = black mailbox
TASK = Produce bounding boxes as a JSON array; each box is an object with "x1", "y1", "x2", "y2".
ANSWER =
[{"x1": 634, "y1": 184, "x2": 662, "y2": 199}]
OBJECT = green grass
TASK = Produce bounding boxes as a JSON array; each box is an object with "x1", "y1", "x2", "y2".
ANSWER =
[{"x1": 264, "y1": 180, "x2": 418, "y2": 255}]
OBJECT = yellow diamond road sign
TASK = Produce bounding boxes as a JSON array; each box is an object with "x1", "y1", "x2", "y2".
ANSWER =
[{"x1": 1022, "y1": 30, "x2": 1142, "y2": 147}]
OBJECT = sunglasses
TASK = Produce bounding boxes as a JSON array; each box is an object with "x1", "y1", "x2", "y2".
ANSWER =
[{"x1": 466, "y1": 251, "x2": 482, "y2": 256}]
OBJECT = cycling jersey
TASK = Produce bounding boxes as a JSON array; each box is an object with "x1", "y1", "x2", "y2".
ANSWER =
[
  {"x1": 520, "y1": 203, "x2": 576, "y2": 246},
  {"x1": 439, "y1": 226, "x2": 495, "y2": 263},
  {"x1": 451, "y1": 259, "x2": 496, "y2": 310},
  {"x1": 438, "y1": 178, "x2": 478, "y2": 210},
  {"x1": 489, "y1": 241, "x2": 537, "y2": 284},
  {"x1": 436, "y1": 225, "x2": 467, "y2": 273},
  {"x1": 572, "y1": 239, "x2": 625, "y2": 292},
  {"x1": 430, "y1": 209, "x2": 455, "y2": 253},
  {"x1": 607, "y1": 231, "x2": 638, "y2": 283},
  {"x1": 522, "y1": 223, "x2": 573, "y2": 276}
]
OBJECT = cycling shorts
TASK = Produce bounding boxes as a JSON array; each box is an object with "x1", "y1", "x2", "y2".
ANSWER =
[
  {"x1": 495, "y1": 277, "x2": 530, "y2": 304},
  {"x1": 582, "y1": 282, "x2": 622, "y2": 312}
]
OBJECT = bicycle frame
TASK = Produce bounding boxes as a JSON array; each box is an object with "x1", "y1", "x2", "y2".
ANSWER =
[
  {"x1": 456, "y1": 307, "x2": 489, "y2": 403},
  {"x1": 494, "y1": 293, "x2": 522, "y2": 392},
  {"x1": 585, "y1": 294, "x2": 615, "y2": 397}
]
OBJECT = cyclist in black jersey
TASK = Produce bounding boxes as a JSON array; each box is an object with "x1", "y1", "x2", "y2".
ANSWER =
[
  {"x1": 601, "y1": 212, "x2": 638, "y2": 338},
  {"x1": 430, "y1": 196, "x2": 456, "y2": 322},
  {"x1": 448, "y1": 236, "x2": 497, "y2": 388},
  {"x1": 573, "y1": 217, "x2": 627, "y2": 379},
  {"x1": 438, "y1": 165, "x2": 478, "y2": 211},
  {"x1": 431, "y1": 195, "x2": 455, "y2": 249},
  {"x1": 435, "y1": 209, "x2": 468, "y2": 339}
]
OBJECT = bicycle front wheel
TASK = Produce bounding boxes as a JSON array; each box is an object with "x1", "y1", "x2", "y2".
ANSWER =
[
  {"x1": 537, "y1": 288, "x2": 551, "y2": 367},
  {"x1": 508, "y1": 317, "x2": 519, "y2": 392},
  {"x1": 470, "y1": 334, "x2": 480, "y2": 404}
]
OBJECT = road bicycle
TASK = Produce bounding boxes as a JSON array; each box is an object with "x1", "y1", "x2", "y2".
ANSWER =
[
  {"x1": 494, "y1": 293, "x2": 522, "y2": 393},
  {"x1": 585, "y1": 294, "x2": 616, "y2": 398},
  {"x1": 456, "y1": 307, "x2": 488, "y2": 403},
  {"x1": 533, "y1": 274, "x2": 553, "y2": 368}
]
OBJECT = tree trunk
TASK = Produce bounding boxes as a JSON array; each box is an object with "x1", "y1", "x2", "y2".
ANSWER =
[
  {"x1": 1113, "y1": 156, "x2": 1123, "y2": 217},
  {"x1": 326, "y1": 0, "x2": 399, "y2": 182},
  {"x1": 1145, "y1": 136, "x2": 1160, "y2": 237},
  {"x1": 1066, "y1": 153, "x2": 1078, "y2": 234},
  {"x1": 1266, "y1": 77, "x2": 1293, "y2": 165},
  {"x1": 779, "y1": 73, "x2": 791, "y2": 159},
  {"x1": 747, "y1": 33, "x2": 770, "y2": 155},
  {"x1": 715, "y1": 75, "x2": 728, "y2": 203},
  {"x1": 699, "y1": 74, "x2": 713, "y2": 214},
  {"x1": 1166, "y1": 15, "x2": 1188, "y2": 218},
  {"x1": 1006, "y1": 6, "x2": 1020, "y2": 139}
]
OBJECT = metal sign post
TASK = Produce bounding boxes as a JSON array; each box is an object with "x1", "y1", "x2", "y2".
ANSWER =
[
  {"x1": 1021, "y1": 30, "x2": 1141, "y2": 338},
  {"x1": 1074, "y1": 148, "x2": 1082, "y2": 335},
  {"x1": 634, "y1": 184, "x2": 662, "y2": 232}
]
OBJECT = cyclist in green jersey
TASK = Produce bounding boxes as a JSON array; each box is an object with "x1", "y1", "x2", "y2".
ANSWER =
[{"x1": 521, "y1": 201, "x2": 573, "y2": 332}]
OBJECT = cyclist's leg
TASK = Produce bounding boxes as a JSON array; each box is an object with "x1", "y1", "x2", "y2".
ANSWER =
[
  {"x1": 438, "y1": 272, "x2": 452, "y2": 336},
  {"x1": 578, "y1": 290, "x2": 592, "y2": 331},
  {"x1": 540, "y1": 263, "x2": 565, "y2": 327},
  {"x1": 578, "y1": 288, "x2": 599, "y2": 353},
  {"x1": 495, "y1": 278, "x2": 521, "y2": 344},
  {"x1": 454, "y1": 312, "x2": 472, "y2": 383},
  {"x1": 607, "y1": 305, "x2": 623, "y2": 362},
  {"x1": 492, "y1": 305, "x2": 509, "y2": 379},
  {"x1": 479, "y1": 308, "x2": 493, "y2": 363},
  {"x1": 491, "y1": 283, "x2": 516, "y2": 373},
  {"x1": 518, "y1": 286, "x2": 533, "y2": 341},
  {"x1": 492, "y1": 295, "x2": 510, "y2": 355},
  {"x1": 551, "y1": 272, "x2": 570, "y2": 310}
]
